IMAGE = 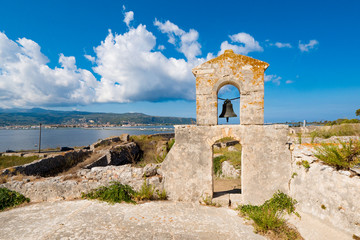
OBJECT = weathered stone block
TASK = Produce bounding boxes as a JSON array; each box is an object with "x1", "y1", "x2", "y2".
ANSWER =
[{"x1": 161, "y1": 124, "x2": 291, "y2": 204}]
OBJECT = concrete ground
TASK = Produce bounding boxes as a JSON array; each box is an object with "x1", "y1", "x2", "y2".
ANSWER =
[
  {"x1": 288, "y1": 211, "x2": 353, "y2": 240},
  {"x1": 0, "y1": 200, "x2": 264, "y2": 240},
  {"x1": 0, "y1": 200, "x2": 353, "y2": 240}
]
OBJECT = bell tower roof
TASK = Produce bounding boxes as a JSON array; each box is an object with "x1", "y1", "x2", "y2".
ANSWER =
[{"x1": 192, "y1": 49, "x2": 269, "y2": 76}]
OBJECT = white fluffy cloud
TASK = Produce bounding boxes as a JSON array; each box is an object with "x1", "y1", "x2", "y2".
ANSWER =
[
  {"x1": 0, "y1": 32, "x2": 97, "y2": 108},
  {"x1": 154, "y1": 19, "x2": 201, "y2": 61},
  {"x1": 274, "y1": 42, "x2": 292, "y2": 48},
  {"x1": 219, "y1": 32, "x2": 263, "y2": 55},
  {"x1": 89, "y1": 25, "x2": 201, "y2": 102},
  {"x1": 0, "y1": 9, "x2": 284, "y2": 109},
  {"x1": 299, "y1": 40, "x2": 319, "y2": 52},
  {"x1": 123, "y1": 11, "x2": 134, "y2": 28},
  {"x1": 264, "y1": 74, "x2": 281, "y2": 85}
]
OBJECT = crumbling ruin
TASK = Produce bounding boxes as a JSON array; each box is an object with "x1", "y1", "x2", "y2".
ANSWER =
[{"x1": 161, "y1": 49, "x2": 291, "y2": 204}]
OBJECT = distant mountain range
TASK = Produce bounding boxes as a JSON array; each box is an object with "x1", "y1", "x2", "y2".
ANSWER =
[{"x1": 0, "y1": 108, "x2": 195, "y2": 126}]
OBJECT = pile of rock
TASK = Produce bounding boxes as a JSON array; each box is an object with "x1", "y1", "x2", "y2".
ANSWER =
[
  {"x1": 85, "y1": 142, "x2": 142, "y2": 169},
  {"x1": 0, "y1": 163, "x2": 163, "y2": 202},
  {"x1": 220, "y1": 161, "x2": 240, "y2": 179}
]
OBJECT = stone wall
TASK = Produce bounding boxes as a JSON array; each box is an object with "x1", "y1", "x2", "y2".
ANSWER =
[
  {"x1": 1, "y1": 164, "x2": 163, "y2": 202},
  {"x1": 161, "y1": 124, "x2": 291, "y2": 204},
  {"x1": 290, "y1": 145, "x2": 360, "y2": 236},
  {"x1": 1, "y1": 150, "x2": 91, "y2": 177}
]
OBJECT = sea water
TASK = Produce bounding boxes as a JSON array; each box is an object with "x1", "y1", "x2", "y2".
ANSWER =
[{"x1": 0, "y1": 126, "x2": 174, "y2": 152}]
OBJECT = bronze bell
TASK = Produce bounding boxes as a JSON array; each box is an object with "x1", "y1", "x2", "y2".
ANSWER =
[{"x1": 219, "y1": 99, "x2": 237, "y2": 122}]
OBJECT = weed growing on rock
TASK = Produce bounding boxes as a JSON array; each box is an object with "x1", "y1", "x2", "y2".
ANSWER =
[
  {"x1": 238, "y1": 191, "x2": 302, "y2": 240},
  {"x1": 314, "y1": 139, "x2": 360, "y2": 170},
  {"x1": 310, "y1": 131, "x2": 319, "y2": 143},
  {"x1": 82, "y1": 181, "x2": 166, "y2": 204},
  {"x1": 297, "y1": 133, "x2": 302, "y2": 144},
  {"x1": 134, "y1": 180, "x2": 155, "y2": 201},
  {"x1": 167, "y1": 139, "x2": 175, "y2": 151},
  {"x1": 82, "y1": 182, "x2": 136, "y2": 204},
  {"x1": 296, "y1": 161, "x2": 310, "y2": 170},
  {"x1": 0, "y1": 187, "x2": 30, "y2": 211},
  {"x1": 156, "y1": 189, "x2": 167, "y2": 200},
  {"x1": 301, "y1": 161, "x2": 310, "y2": 170},
  {"x1": 201, "y1": 196, "x2": 221, "y2": 207}
]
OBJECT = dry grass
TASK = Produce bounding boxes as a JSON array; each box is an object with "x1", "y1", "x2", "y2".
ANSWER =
[
  {"x1": 131, "y1": 135, "x2": 171, "y2": 166},
  {"x1": 303, "y1": 124, "x2": 360, "y2": 140},
  {"x1": 0, "y1": 155, "x2": 40, "y2": 171},
  {"x1": 59, "y1": 152, "x2": 104, "y2": 176},
  {"x1": 213, "y1": 143, "x2": 242, "y2": 170}
]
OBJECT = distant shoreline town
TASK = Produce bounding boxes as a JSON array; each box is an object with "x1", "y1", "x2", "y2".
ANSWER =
[{"x1": 0, "y1": 123, "x2": 174, "y2": 130}]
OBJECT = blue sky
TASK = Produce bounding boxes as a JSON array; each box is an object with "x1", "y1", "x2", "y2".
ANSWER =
[{"x1": 0, "y1": 0, "x2": 359, "y2": 123}]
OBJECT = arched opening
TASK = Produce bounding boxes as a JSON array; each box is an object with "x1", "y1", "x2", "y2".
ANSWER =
[
  {"x1": 217, "y1": 84, "x2": 240, "y2": 125},
  {"x1": 212, "y1": 137, "x2": 242, "y2": 203}
]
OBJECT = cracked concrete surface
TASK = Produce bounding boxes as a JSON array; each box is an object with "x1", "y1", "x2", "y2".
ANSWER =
[{"x1": 0, "y1": 200, "x2": 265, "y2": 240}]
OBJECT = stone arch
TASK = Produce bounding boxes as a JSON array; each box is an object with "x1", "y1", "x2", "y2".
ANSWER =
[
  {"x1": 215, "y1": 80, "x2": 242, "y2": 125},
  {"x1": 205, "y1": 129, "x2": 242, "y2": 148},
  {"x1": 213, "y1": 78, "x2": 242, "y2": 95}
]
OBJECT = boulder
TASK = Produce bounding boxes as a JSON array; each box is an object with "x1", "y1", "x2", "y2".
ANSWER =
[
  {"x1": 143, "y1": 163, "x2": 160, "y2": 177},
  {"x1": 60, "y1": 147, "x2": 74, "y2": 151},
  {"x1": 120, "y1": 133, "x2": 130, "y2": 142},
  {"x1": 221, "y1": 161, "x2": 240, "y2": 179},
  {"x1": 228, "y1": 146, "x2": 240, "y2": 152},
  {"x1": 86, "y1": 142, "x2": 142, "y2": 169}
]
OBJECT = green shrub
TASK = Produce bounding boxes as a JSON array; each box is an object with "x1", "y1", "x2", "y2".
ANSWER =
[
  {"x1": 81, "y1": 182, "x2": 136, "y2": 204},
  {"x1": 296, "y1": 133, "x2": 302, "y2": 144},
  {"x1": 167, "y1": 139, "x2": 175, "y2": 151},
  {"x1": 310, "y1": 131, "x2": 319, "y2": 143},
  {"x1": 325, "y1": 119, "x2": 360, "y2": 126},
  {"x1": 238, "y1": 191, "x2": 298, "y2": 236},
  {"x1": 301, "y1": 160, "x2": 310, "y2": 169},
  {"x1": 213, "y1": 156, "x2": 225, "y2": 176},
  {"x1": 0, "y1": 187, "x2": 30, "y2": 211},
  {"x1": 82, "y1": 180, "x2": 167, "y2": 204},
  {"x1": 314, "y1": 140, "x2": 360, "y2": 170},
  {"x1": 156, "y1": 189, "x2": 167, "y2": 200},
  {"x1": 134, "y1": 180, "x2": 155, "y2": 201}
]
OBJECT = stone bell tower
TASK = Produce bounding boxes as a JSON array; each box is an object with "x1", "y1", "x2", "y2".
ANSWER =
[
  {"x1": 161, "y1": 50, "x2": 291, "y2": 205},
  {"x1": 193, "y1": 49, "x2": 268, "y2": 125}
]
